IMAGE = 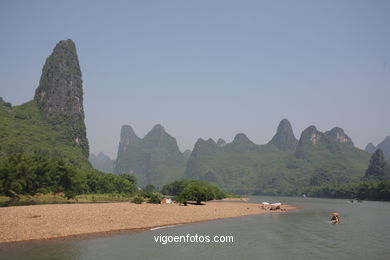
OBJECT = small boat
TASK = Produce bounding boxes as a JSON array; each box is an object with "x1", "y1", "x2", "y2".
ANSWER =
[{"x1": 330, "y1": 212, "x2": 340, "y2": 224}]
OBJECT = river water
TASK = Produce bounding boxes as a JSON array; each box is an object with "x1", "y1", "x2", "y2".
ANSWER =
[{"x1": 1, "y1": 196, "x2": 389, "y2": 260}]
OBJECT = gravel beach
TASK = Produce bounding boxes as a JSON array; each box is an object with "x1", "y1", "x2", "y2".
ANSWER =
[{"x1": 0, "y1": 202, "x2": 295, "y2": 243}]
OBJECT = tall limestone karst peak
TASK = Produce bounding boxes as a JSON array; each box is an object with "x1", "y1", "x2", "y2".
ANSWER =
[
  {"x1": 231, "y1": 133, "x2": 255, "y2": 146},
  {"x1": 119, "y1": 125, "x2": 139, "y2": 148},
  {"x1": 192, "y1": 138, "x2": 218, "y2": 152},
  {"x1": 144, "y1": 124, "x2": 167, "y2": 139},
  {"x1": 34, "y1": 39, "x2": 89, "y2": 157},
  {"x1": 121, "y1": 124, "x2": 138, "y2": 137},
  {"x1": 115, "y1": 124, "x2": 140, "y2": 164},
  {"x1": 233, "y1": 133, "x2": 249, "y2": 141},
  {"x1": 269, "y1": 119, "x2": 298, "y2": 150},
  {"x1": 294, "y1": 126, "x2": 322, "y2": 159},
  {"x1": 151, "y1": 123, "x2": 165, "y2": 132},
  {"x1": 364, "y1": 148, "x2": 389, "y2": 180},
  {"x1": 365, "y1": 143, "x2": 377, "y2": 154},
  {"x1": 298, "y1": 125, "x2": 322, "y2": 145},
  {"x1": 206, "y1": 138, "x2": 216, "y2": 143},
  {"x1": 295, "y1": 124, "x2": 366, "y2": 161},
  {"x1": 325, "y1": 127, "x2": 353, "y2": 145},
  {"x1": 142, "y1": 124, "x2": 181, "y2": 150},
  {"x1": 377, "y1": 136, "x2": 390, "y2": 161},
  {"x1": 217, "y1": 138, "x2": 227, "y2": 147}
]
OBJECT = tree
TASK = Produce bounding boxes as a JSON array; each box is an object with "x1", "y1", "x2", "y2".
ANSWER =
[
  {"x1": 180, "y1": 183, "x2": 209, "y2": 204},
  {"x1": 161, "y1": 179, "x2": 225, "y2": 204},
  {"x1": 161, "y1": 180, "x2": 192, "y2": 196},
  {"x1": 179, "y1": 181, "x2": 224, "y2": 205},
  {"x1": 148, "y1": 193, "x2": 161, "y2": 204},
  {"x1": 364, "y1": 149, "x2": 389, "y2": 181}
]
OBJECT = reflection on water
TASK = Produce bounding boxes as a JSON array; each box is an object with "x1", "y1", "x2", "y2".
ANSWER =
[{"x1": 1, "y1": 196, "x2": 389, "y2": 260}]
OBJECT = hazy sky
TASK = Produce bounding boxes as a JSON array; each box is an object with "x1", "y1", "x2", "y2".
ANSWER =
[{"x1": 1, "y1": 0, "x2": 389, "y2": 158}]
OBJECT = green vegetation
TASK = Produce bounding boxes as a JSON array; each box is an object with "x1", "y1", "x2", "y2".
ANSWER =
[
  {"x1": 147, "y1": 193, "x2": 161, "y2": 204},
  {"x1": 185, "y1": 123, "x2": 370, "y2": 195},
  {"x1": 0, "y1": 193, "x2": 138, "y2": 207},
  {"x1": 161, "y1": 180, "x2": 195, "y2": 196},
  {"x1": 132, "y1": 196, "x2": 144, "y2": 204},
  {"x1": 305, "y1": 180, "x2": 390, "y2": 201},
  {"x1": 76, "y1": 193, "x2": 135, "y2": 202},
  {"x1": 364, "y1": 149, "x2": 389, "y2": 181},
  {"x1": 162, "y1": 180, "x2": 226, "y2": 205},
  {"x1": 0, "y1": 150, "x2": 137, "y2": 200},
  {"x1": 0, "y1": 100, "x2": 90, "y2": 169},
  {"x1": 306, "y1": 150, "x2": 390, "y2": 201}
]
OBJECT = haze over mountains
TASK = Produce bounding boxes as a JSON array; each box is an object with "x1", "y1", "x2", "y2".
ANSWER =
[
  {"x1": 185, "y1": 120, "x2": 370, "y2": 194},
  {"x1": 87, "y1": 117, "x2": 375, "y2": 195},
  {"x1": 365, "y1": 136, "x2": 390, "y2": 161},
  {"x1": 89, "y1": 152, "x2": 114, "y2": 173},
  {"x1": 113, "y1": 124, "x2": 187, "y2": 187}
]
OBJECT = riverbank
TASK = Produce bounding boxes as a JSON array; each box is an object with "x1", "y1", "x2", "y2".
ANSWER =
[{"x1": 0, "y1": 201, "x2": 296, "y2": 243}]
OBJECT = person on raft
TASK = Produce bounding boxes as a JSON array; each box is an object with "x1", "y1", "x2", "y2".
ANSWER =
[{"x1": 330, "y1": 212, "x2": 340, "y2": 224}]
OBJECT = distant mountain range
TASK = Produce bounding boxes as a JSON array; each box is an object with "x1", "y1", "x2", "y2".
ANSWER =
[
  {"x1": 89, "y1": 152, "x2": 115, "y2": 173},
  {"x1": 185, "y1": 120, "x2": 369, "y2": 194},
  {"x1": 102, "y1": 118, "x2": 372, "y2": 194},
  {"x1": 365, "y1": 137, "x2": 390, "y2": 161}
]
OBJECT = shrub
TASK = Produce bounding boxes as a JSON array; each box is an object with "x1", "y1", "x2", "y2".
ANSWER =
[
  {"x1": 64, "y1": 191, "x2": 77, "y2": 200},
  {"x1": 138, "y1": 190, "x2": 153, "y2": 198},
  {"x1": 148, "y1": 193, "x2": 161, "y2": 204},
  {"x1": 132, "y1": 196, "x2": 144, "y2": 204}
]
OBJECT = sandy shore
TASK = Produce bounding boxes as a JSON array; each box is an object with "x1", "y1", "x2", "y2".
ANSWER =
[{"x1": 0, "y1": 202, "x2": 295, "y2": 243}]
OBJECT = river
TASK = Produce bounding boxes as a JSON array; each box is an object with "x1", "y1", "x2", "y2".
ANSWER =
[{"x1": 1, "y1": 196, "x2": 389, "y2": 260}]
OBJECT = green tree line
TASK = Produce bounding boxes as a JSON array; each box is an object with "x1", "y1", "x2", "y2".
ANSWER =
[
  {"x1": 306, "y1": 149, "x2": 390, "y2": 201},
  {"x1": 0, "y1": 151, "x2": 137, "y2": 199}
]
